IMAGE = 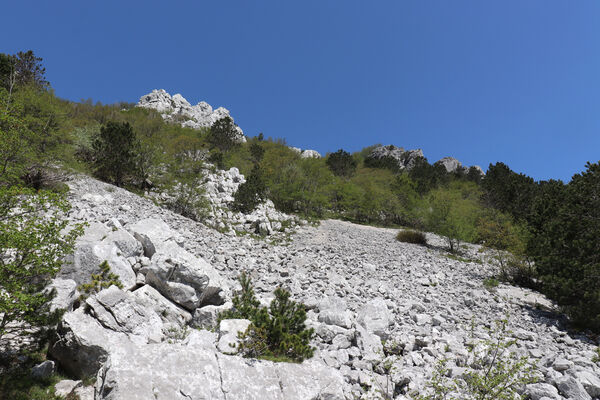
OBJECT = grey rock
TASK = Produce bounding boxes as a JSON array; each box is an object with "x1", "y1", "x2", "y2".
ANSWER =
[
  {"x1": 318, "y1": 297, "x2": 353, "y2": 329},
  {"x1": 366, "y1": 145, "x2": 424, "y2": 170},
  {"x1": 300, "y1": 149, "x2": 322, "y2": 159},
  {"x1": 568, "y1": 369, "x2": 600, "y2": 397},
  {"x1": 356, "y1": 324, "x2": 384, "y2": 364},
  {"x1": 357, "y1": 298, "x2": 392, "y2": 339},
  {"x1": 525, "y1": 383, "x2": 561, "y2": 400},
  {"x1": 31, "y1": 360, "x2": 55, "y2": 380},
  {"x1": 46, "y1": 278, "x2": 78, "y2": 312},
  {"x1": 217, "y1": 318, "x2": 251, "y2": 354},
  {"x1": 435, "y1": 157, "x2": 462, "y2": 173},
  {"x1": 557, "y1": 375, "x2": 592, "y2": 400},
  {"x1": 54, "y1": 379, "x2": 82, "y2": 397},
  {"x1": 131, "y1": 284, "x2": 192, "y2": 327},
  {"x1": 50, "y1": 308, "x2": 128, "y2": 378},
  {"x1": 85, "y1": 286, "x2": 164, "y2": 343},
  {"x1": 191, "y1": 302, "x2": 232, "y2": 330},
  {"x1": 60, "y1": 226, "x2": 136, "y2": 289}
]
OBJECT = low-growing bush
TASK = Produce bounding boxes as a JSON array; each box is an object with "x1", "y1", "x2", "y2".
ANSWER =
[
  {"x1": 396, "y1": 230, "x2": 427, "y2": 245},
  {"x1": 220, "y1": 273, "x2": 314, "y2": 362}
]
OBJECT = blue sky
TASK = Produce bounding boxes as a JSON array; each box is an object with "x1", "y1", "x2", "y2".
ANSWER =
[{"x1": 2, "y1": 1, "x2": 599, "y2": 181}]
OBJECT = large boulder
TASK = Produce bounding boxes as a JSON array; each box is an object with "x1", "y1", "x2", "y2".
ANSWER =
[
  {"x1": 217, "y1": 319, "x2": 252, "y2": 354},
  {"x1": 96, "y1": 343, "x2": 224, "y2": 400},
  {"x1": 50, "y1": 308, "x2": 130, "y2": 378},
  {"x1": 59, "y1": 223, "x2": 137, "y2": 290},
  {"x1": 140, "y1": 240, "x2": 227, "y2": 311},
  {"x1": 85, "y1": 286, "x2": 164, "y2": 344},
  {"x1": 356, "y1": 298, "x2": 392, "y2": 340},
  {"x1": 46, "y1": 278, "x2": 78, "y2": 312},
  {"x1": 132, "y1": 285, "x2": 192, "y2": 327},
  {"x1": 95, "y1": 339, "x2": 347, "y2": 400}
]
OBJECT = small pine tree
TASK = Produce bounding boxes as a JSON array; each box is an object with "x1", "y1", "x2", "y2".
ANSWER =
[
  {"x1": 220, "y1": 273, "x2": 314, "y2": 362},
  {"x1": 78, "y1": 260, "x2": 123, "y2": 300}
]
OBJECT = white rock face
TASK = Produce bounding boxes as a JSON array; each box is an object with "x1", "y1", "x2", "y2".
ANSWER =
[
  {"x1": 366, "y1": 145, "x2": 424, "y2": 170},
  {"x1": 436, "y1": 156, "x2": 462, "y2": 173},
  {"x1": 137, "y1": 89, "x2": 246, "y2": 143},
  {"x1": 300, "y1": 149, "x2": 322, "y2": 158}
]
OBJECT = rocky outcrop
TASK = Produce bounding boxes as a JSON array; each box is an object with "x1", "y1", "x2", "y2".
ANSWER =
[
  {"x1": 301, "y1": 149, "x2": 322, "y2": 159},
  {"x1": 366, "y1": 145, "x2": 424, "y2": 170},
  {"x1": 137, "y1": 89, "x2": 246, "y2": 143},
  {"x1": 435, "y1": 156, "x2": 462, "y2": 173}
]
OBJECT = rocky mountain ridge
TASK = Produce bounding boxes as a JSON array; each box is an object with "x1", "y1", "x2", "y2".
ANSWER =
[
  {"x1": 137, "y1": 89, "x2": 246, "y2": 143},
  {"x1": 41, "y1": 175, "x2": 600, "y2": 399}
]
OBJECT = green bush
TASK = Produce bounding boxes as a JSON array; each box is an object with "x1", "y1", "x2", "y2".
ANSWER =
[
  {"x1": 424, "y1": 182, "x2": 483, "y2": 253},
  {"x1": 396, "y1": 230, "x2": 427, "y2": 245},
  {"x1": 91, "y1": 121, "x2": 138, "y2": 186},
  {"x1": 233, "y1": 164, "x2": 267, "y2": 213},
  {"x1": 0, "y1": 187, "x2": 83, "y2": 348},
  {"x1": 220, "y1": 273, "x2": 314, "y2": 362},
  {"x1": 326, "y1": 149, "x2": 357, "y2": 177}
]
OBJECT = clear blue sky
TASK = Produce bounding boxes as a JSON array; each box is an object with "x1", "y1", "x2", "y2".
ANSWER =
[{"x1": 3, "y1": 1, "x2": 599, "y2": 181}]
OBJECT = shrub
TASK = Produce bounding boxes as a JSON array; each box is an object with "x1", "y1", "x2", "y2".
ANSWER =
[
  {"x1": 483, "y1": 277, "x2": 500, "y2": 290},
  {"x1": 78, "y1": 260, "x2": 123, "y2": 300},
  {"x1": 233, "y1": 164, "x2": 267, "y2": 213},
  {"x1": 424, "y1": 182, "x2": 483, "y2": 253},
  {"x1": 164, "y1": 184, "x2": 210, "y2": 222},
  {"x1": 396, "y1": 230, "x2": 427, "y2": 245},
  {"x1": 326, "y1": 149, "x2": 357, "y2": 177},
  {"x1": 220, "y1": 273, "x2": 314, "y2": 362},
  {"x1": 91, "y1": 121, "x2": 138, "y2": 186}
]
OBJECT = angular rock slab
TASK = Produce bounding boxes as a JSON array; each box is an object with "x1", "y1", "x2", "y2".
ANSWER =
[
  {"x1": 96, "y1": 342, "x2": 346, "y2": 400},
  {"x1": 96, "y1": 343, "x2": 224, "y2": 400}
]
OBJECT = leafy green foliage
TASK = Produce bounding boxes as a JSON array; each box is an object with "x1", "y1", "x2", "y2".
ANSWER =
[
  {"x1": 220, "y1": 273, "x2": 314, "y2": 362},
  {"x1": 78, "y1": 261, "x2": 124, "y2": 300},
  {"x1": 0, "y1": 187, "x2": 83, "y2": 347},
  {"x1": 91, "y1": 121, "x2": 138, "y2": 186},
  {"x1": 326, "y1": 149, "x2": 357, "y2": 177},
  {"x1": 396, "y1": 230, "x2": 427, "y2": 245},
  {"x1": 477, "y1": 210, "x2": 533, "y2": 285},
  {"x1": 424, "y1": 182, "x2": 483, "y2": 253},
  {"x1": 208, "y1": 116, "x2": 240, "y2": 152}
]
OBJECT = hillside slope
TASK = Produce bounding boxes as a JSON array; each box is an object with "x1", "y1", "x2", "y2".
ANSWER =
[{"x1": 47, "y1": 175, "x2": 600, "y2": 399}]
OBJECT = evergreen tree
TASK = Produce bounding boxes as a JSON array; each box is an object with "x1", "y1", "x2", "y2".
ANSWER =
[
  {"x1": 91, "y1": 121, "x2": 138, "y2": 186},
  {"x1": 208, "y1": 116, "x2": 240, "y2": 152},
  {"x1": 326, "y1": 149, "x2": 357, "y2": 177}
]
